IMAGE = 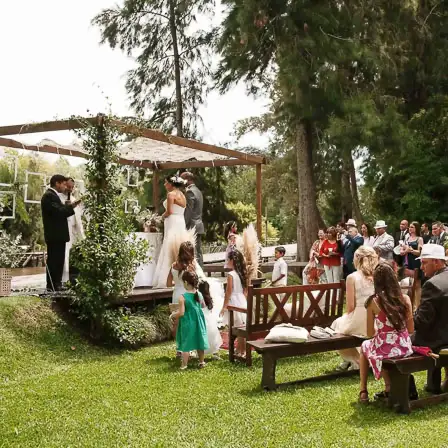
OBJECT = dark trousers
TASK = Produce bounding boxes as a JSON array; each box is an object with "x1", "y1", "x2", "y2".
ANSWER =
[
  {"x1": 196, "y1": 235, "x2": 203, "y2": 268},
  {"x1": 46, "y1": 242, "x2": 66, "y2": 290}
]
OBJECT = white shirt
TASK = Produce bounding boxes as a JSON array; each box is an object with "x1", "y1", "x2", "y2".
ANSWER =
[
  {"x1": 50, "y1": 187, "x2": 63, "y2": 202},
  {"x1": 272, "y1": 257, "x2": 288, "y2": 286}
]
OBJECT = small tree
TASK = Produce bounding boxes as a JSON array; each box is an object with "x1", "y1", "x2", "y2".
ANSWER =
[{"x1": 71, "y1": 115, "x2": 148, "y2": 336}]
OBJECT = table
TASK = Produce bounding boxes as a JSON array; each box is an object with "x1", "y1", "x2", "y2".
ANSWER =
[{"x1": 132, "y1": 232, "x2": 163, "y2": 287}]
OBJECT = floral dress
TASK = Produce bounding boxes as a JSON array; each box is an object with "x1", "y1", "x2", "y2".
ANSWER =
[{"x1": 361, "y1": 300, "x2": 413, "y2": 379}]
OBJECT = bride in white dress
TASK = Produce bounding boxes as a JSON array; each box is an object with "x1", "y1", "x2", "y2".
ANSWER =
[{"x1": 152, "y1": 175, "x2": 194, "y2": 288}]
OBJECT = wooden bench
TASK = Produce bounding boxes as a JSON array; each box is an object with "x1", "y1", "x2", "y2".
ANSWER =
[
  {"x1": 228, "y1": 282, "x2": 347, "y2": 367},
  {"x1": 383, "y1": 352, "x2": 448, "y2": 414},
  {"x1": 249, "y1": 334, "x2": 365, "y2": 390}
]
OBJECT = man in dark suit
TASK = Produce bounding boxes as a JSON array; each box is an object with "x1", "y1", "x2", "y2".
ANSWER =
[
  {"x1": 41, "y1": 175, "x2": 80, "y2": 291},
  {"x1": 181, "y1": 171, "x2": 204, "y2": 267},
  {"x1": 343, "y1": 226, "x2": 364, "y2": 278},
  {"x1": 421, "y1": 223, "x2": 431, "y2": 244},
  {"x1": 414, "y1": 244, "x2": 448, "y2": 393},
  {"x1": 394, "y1": 219, "x2": 409, "y2": 266},
  {"x1": 429, "y1": 221, "x2": 448, "y2": 246}
]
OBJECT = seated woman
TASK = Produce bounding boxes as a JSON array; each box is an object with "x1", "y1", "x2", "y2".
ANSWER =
[
  {"x1": 331, "y1": 246, "x2": 378, "y2": 370},
  {"x1": 359, "y1": 263, "x2": 414, "y2": 403}
]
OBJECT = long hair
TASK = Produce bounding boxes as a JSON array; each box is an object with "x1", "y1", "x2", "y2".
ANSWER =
[
  {"x1": 354, "y1": 245, "x2": 378, "y2": 277},
  {"x1": 410, "y1": 221, "x2": 421, "y2": 237},
  {"x1": 181, "y1": 270, "x2": 201, "y2": 305},
  {"x1": 368, "y1": 263, "x2": 409, "y2": 331},
  {"x1": 198, "y1": 280, "x2": 213, "y2": 310},
  {"x1": 224, "y1": 221, "x2": 237, "y2": 240},
  {"x1": 176, "y1": 241, "x2": 195, "y2": 272},
  {"x1": 228, "y1": 248, "x2": 248, "y2": 289},
  {"x1": 361, "y1": 222, "x2": 372, "y2": 237}
]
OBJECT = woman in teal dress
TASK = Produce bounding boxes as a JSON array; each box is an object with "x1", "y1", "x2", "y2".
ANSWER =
[{"x1": 171, "y1": 269, "x2": 209, "y2": 369}]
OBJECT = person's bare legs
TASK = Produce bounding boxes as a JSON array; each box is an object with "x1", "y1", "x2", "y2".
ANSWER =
[
  {"x1": 381, "y1": 370, "x2": 391, "y2": 392},
  {"x1": 338, "y1": 348, "x2": 360, "y2": 368},
  {"x1": 181, "y1": 352, "x2": 189, "y2": 369},
  {"x1": 359, "y1": 352, "x2": 370, "y2": 402},
  {"x1": 198, "y1": 350, "x2": 205, "y2": 363},
  {"x1": 237, "y1": 337, "x2": 246, "y2": 357}
]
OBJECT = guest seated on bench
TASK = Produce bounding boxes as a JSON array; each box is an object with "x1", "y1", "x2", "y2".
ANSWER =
[
  {"x1": 331, "y1": 246, "x2": 378, "y2": 371},
  {"x1": 359, "y1": 263, "x2": 414, "y2": 403},
  {"x1": 413, "y1": 244, "x2": 448, "y2": 393}
]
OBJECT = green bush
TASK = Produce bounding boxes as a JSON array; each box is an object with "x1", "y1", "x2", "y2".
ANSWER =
[{"x1": 102, "y1": 306, "x2": 172, "y2": 347}]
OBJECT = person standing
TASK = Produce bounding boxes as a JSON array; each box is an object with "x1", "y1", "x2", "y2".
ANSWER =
[
  {"x1": 343, "y1": 226, "x2": 364, "y2": 279},
  {"x1": 59, "y1": 178, "x2": 85, "y2": 284},
  {"x1": 421, "y1": 223, "x2": 431, "y2": 244},
  {"x1": 429, "y1": 221, "x2": 448, "y2": 246},
  {"x1": 373, "y1": 220, "x2": 395, "y2": 261},
  {"x1": 271, "y1": 246, "x2": 288, "y2": 287},
  {"x1": 181, "y1": 171, "x2": 205, "y2": 267},
  {"x1": 320, "y1": 227, "x2": 342, "y2": 283},
  {"x1": 41, "y1": 175, "x2": 80, "y2": 291},
  {"x1": 413, "y1": 244, "x2": 448, "y2": 393},
  {"x1": 394, "y1": 219, "x2": 409, "y2": 266}
]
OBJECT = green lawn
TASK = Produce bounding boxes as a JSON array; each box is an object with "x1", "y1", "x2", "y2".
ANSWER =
[{"x1": 1, "y1": 297, "x2": 447, "y2": 447}]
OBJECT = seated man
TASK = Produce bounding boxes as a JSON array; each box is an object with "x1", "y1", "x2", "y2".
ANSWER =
[{"x1": 413, "y1": 244, "x2": 448, "y2": 393}]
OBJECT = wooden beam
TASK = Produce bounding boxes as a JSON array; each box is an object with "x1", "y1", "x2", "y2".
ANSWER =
[
  {"x1": 0, "y1": 117, "x2": 99, "y2": 136},
  {"x1": 110, "y1": 119, "x2": 266, "y2": 165},
  {"x1": 157, "y1": 159, "x2": 255, "y2": 169},
  {"x1": 256, "y1": 163, "x2": 263, "y2": 239},
  {"x1": 152, "y1": 170, "x2": 160, "y2": 213},
  {"x1": 0, "y1": 137, "x2": 259, "y2": 171},
  {"x1": 0, "y1": 137, "x2": 89, "y2": 160}
]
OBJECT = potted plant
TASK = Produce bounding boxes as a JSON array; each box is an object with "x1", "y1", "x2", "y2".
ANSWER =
[{"x1": 0, "y1": 230, "x2": 24, "y2": 296}]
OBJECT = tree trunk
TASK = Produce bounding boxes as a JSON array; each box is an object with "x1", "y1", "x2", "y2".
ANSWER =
[
  {"x1": 348, "y1": 150, "x2": 362, "y2": 224},
  {"x1": 296, "y1": 121, "x2": 323, "y2": 262},
  {"x1": 168, "y1": 0, "x2": 183, "y2": 137},
  {"x1": 340, "y1": 155, "x2": 352, "y2": 223}
]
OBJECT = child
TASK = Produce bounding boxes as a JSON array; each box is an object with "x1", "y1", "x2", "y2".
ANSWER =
[
  {"x1": 224, "y1": 221, "x2": 240, "y2": 268},
  {"x1": 168, "y1": 241, "x2": 222, "y2": 359},
  {"x1": 271, "y1": 246, "x2": 288, "y2": 287},
  {"x1": 171, "y1": 270, "x2": 209, "y2": 370},
  {"x1": 358, "y1": 263, "x2": 414, "y2": 403},
  {"x1": 220, "y1": 249, "x2": 249, "y2": 357}
]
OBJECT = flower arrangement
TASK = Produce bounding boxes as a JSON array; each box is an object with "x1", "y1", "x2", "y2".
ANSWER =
[
  {"x1": 0, "y1": 230, "x2": 24, "y2": 268},
  {"x1": 137, "y1": 208, "x2": 163, "y2": 232}
]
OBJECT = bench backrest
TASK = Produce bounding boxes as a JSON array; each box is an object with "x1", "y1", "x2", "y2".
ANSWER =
[{"x1": 246, "y1": 282, "x2": 345, "y2": 333}]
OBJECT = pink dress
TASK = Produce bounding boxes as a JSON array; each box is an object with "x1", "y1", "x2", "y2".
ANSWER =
[{"x1": 361, "y1": 302, "x2": 413, "y2": 379}]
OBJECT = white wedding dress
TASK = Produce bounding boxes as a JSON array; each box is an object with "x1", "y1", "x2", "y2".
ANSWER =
[{"x1": 152, "y1": 200, "x2": 195, "y2": 288}]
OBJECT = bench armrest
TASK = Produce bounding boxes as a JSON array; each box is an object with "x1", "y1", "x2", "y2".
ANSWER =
[{"x1": 227, "y1": 305, "x2": 248, "y2": 314}]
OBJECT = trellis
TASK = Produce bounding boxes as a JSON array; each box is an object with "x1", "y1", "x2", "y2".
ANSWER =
[{"x1": 0, "y1": 115, "x2": 266, "y2": 236}]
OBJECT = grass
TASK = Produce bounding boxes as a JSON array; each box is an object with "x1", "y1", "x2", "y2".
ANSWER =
[{"x1": 1, "y1": 297, "x2": 448, "y2": 447}]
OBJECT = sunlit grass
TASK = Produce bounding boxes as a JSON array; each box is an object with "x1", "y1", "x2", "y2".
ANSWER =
[{"x1": 1, "y1": 296, "x2": 447, "y2": 447}]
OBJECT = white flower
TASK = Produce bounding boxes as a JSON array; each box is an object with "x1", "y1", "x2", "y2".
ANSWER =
[
  {"x1": 389, "y1": 347, "x2": 402, "y2": 358},
  {"x1": 386, "y1": 333, "x2": 398, "y2": 345}
]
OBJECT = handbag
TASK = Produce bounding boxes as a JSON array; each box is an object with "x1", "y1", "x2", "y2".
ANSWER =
[{"x1": 265, "y1": 323, "x2": 309, "y2": 344}]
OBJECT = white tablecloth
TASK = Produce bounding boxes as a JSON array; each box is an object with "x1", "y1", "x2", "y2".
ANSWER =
[{"x1": 132, "y1": 232, "x2": 163, "y2": 287}]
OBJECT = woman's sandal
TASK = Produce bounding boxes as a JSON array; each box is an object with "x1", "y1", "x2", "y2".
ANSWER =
[
  {"x1": 374, "y1": 391, "x2": 389, "y2": 400},
  {"x1": 359, "y1": 390, "x2": 369, "y2": 404},
  {"x1": 198, "y1": 362, "x2": 206, "y2": 369},
  {"x1": 180, "y1": 364, "x2": 188, "y2": 370}
]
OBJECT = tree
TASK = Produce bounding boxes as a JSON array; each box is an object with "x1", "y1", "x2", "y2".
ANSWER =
[{"x1": 93, "y1": 0, "x2": 216, "y2": 137}]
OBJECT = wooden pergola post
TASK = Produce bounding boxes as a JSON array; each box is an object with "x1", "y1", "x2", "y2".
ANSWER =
[
  {"x1": 256, "y1": 163, "x2": 262, "y2": 239},
  {"x1": 152, "y1": 170, "x2": 160, "y2": 213}
]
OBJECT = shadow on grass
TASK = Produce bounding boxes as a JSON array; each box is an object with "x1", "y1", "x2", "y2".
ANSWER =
[{"x1": 0, "y1": 297, "x2": 121, "y2": 363}]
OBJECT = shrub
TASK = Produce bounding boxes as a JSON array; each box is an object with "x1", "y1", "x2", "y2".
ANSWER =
[
  {"x1": 0, "y1": 230, "x2": 24, "y2": 268},
  {"x1": 103, "y1": 306, "x2": 172, "y2": 347},
  {"x1": 69, "y1": 116, "x2": 148, "y2": 335}
]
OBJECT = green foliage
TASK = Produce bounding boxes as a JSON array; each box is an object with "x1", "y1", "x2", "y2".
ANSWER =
[
  {"x1": 93, "y1": 0, "x2": 216, "y2": 137},
  {"x1": 70, "y1": 116, "x2": 148, "y2": 328},
  {"x1": 0, "y1": 230, "x2": 24, "y2": 268},
  {"x1": 103, "y1": 305, "x2": 172, "y2": 347}
]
